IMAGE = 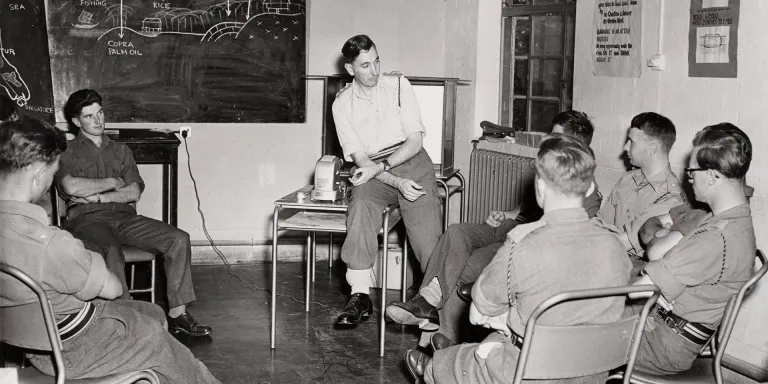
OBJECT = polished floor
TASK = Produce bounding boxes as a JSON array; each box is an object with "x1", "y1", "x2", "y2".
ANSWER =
[{"x1": 181, "y1": 261, "x2": 422, "y2": 384}]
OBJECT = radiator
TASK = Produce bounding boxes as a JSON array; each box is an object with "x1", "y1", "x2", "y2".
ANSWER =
[{"x1": 466, "y1": 149, "x2": 536, "y2": 224}]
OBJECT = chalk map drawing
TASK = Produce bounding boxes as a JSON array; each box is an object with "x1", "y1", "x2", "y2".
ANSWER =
[
  {"x1": 48, "y1": 0, "x2": 306, "y2": 123},
  {"x1": 0, "y1": 28, "x2": 31, "y2": 107}
]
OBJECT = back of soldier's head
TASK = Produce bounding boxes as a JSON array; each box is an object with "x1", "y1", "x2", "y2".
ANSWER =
[
  {"x1": 551, "y1": 110, "x2": 594, "y2": 146},
  {"x1": 0, "y1": 116, "x2": 66, "y2": 175},
  {"x1": 535, "y1": 134, "x2": 596, "y2": 197},
  {"x1": 692, "y1": 123, "x2": 751, "y2": 180},
  {"x1": 630, "y1": 112, "x2": 676, "y2": 153}
]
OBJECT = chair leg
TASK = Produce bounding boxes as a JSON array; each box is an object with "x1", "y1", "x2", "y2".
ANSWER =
[
  {"x1": 305, "y1": 232, "x2": 311, "y2": 312},
  {"x1": 130, "y1": 264, "x2": 136, "y2": 290},
  {"x1": 311, "y1": 232, "x2": 316, "y2": 283},
  {"x1": 328, "y1": 233, "x2": 333, "y2": 270},
  {"x1": 401, "y1": 236, "x2": 408, "y2": 302},
  {"x1": 150, "y1": 258, "x2": 156, "y2": 304}
]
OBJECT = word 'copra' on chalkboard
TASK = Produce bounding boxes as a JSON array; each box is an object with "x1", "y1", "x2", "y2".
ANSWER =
[{"x1": 47, "y1": 0, "x2": 306, "y2": 123}]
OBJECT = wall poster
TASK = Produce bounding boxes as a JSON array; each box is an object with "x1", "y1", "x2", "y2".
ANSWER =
[
  {"x1": 688, "y1": 0, "x2": 740, "y2": 78},
  {"x1": 592, "y1": 0, "x2": 643, "y2": 78}
]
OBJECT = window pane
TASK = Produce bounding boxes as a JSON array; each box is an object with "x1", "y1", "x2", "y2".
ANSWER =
[
  {"x1": 514, "y1": 17, "x2": 531, "y2": 56},
  {"x1": 531, "y1": 59, "x2": 561, "y2": 97},
  {"x1": 530, "y1": 100, "x2": 559, "y2": 132},
  {"x1": 514, "y1": 59, "x2": 528, "y2": 95},
  {"x1": 532, "y1": 14, "x2": 563, "y2": 56},
  {"x1": 505, "y1": 0, "x2": 530, "y2": 6},
  {"x1": 533, "y1": 0, "x2": 563, "y2": 4},
  {"x1": 513, "y1": 99, "x2": 527, "y2": 132}
]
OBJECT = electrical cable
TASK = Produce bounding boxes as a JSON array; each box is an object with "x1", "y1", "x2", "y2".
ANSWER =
[{"x1": 182, "y1": 133, "x2": 346, "y2": 313}]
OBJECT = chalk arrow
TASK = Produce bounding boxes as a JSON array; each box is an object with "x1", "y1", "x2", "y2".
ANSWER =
[
  {"x1": 226, "y1": 0, "x2": 231, "y2": 16},
  {"x1": 118, "y1": 0, "x2": 124, "y2": 38}
]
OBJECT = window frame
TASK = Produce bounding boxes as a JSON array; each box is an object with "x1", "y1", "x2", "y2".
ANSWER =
[{"x1": 500, "y1": 2, "x2": 577, "y2": 132}]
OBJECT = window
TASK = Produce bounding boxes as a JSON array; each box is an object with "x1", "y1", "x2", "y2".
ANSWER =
[{"x1": 500, "y1": 0, "x2": 576, "y2": 132}]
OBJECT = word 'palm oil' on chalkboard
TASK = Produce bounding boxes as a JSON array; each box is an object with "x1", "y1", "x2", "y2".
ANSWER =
[
  {"x1": 0, "y1": 0, "x2": 55, "y2": 123},
  {"x1": 48, "y1": 0, "x2": 306, "y2": 123}
]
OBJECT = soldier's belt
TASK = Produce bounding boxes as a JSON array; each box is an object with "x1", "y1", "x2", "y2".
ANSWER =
[
  {"x1": 654, "y1": 306, "x2": 715, "y2": 345},
  {"x1": 57, "y1": 301, "x2": 95, "y2": 342}
]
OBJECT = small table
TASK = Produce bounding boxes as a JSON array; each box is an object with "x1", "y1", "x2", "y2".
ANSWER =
[{"x1": 271, "y1": 186, "x2": 407, "y2": 357}]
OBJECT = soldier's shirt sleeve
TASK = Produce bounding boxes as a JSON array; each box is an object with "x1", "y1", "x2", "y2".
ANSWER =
[
  {"x1": 643, "y1": 229, "x2": 725, "y2": 301},
  {"x1": 44, "y1": 230, "x2": 109, "y2": 301},
  {"x1": 119, "y1": 146, "x2": 145, "y2": 193},
  {"x1": 626, "y1": 191, "x2": 687, "y2": 253},
  {"x1": 397, "y1": 77, "x2": 426, "y2": 137},
  {"x1": 472, "y1": 241, "x2": 516, "y2": 317},
  {"x1": 332, "y1": 99, "x2": 366, "y2": 161},
  {"x1": 54, "y1": 147, "x2": 77, "y2": 189},
  {"x1": 597, "y1": 177, "x2": 620, "y2": 224}
]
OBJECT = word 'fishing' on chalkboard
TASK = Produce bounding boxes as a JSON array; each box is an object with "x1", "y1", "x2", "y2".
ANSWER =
[{"x1": 47, "y1": 0, "x2": 306, "y2": 123}]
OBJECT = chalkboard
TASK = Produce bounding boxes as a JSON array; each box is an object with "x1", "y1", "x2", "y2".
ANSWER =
[
  {"x1": 47, "y1": 0, "x2": 306, "y2": 123},
  {"x1": 0, "y1": 0, "x2": 55, "y2": 123}
]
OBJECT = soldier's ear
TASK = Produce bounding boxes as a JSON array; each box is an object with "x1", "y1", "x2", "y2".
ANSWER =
[
  {"x1": 71, "y1": 117, "x2": 81, "y2": 128},
  {"x1": 344, "y1": 62, "x2": 354, "y2": 77},
  {"x1": 648, "y1": 140, "x2": 659, "y2": 156},
  {"x1": 585, "y1": 181, "x2": 596, "y2": 197}
]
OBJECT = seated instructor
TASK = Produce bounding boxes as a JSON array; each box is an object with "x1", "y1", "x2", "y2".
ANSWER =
[
  {"x1": 403, "y1": 134, "x2": 632, "y2": 384},
  {"x1": 331, "y1": 34, "x2": 442, "y2": 326},
  {"x1": 54, "y1": 89, "x2": 210, "y2": 336},
  {"x1": 0, "y1": 117, "x2": 221, "y2": 383},
  {"x1": 386, "y1": 110, "x2": 601, "y2": 344},
  {"x1": 631, "y1": 123, "x2": 756, "y2": 375}
]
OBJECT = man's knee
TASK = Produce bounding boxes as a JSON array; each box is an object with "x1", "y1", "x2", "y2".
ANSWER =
[
  {"x1": 168, "y1": 228, "x2": 190, "y2": 247},
  {"x1": 444, "y1": 223, "x2": 471, "y2": 241}
]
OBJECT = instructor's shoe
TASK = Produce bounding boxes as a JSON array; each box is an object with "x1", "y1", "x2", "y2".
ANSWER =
[
  {"x1": 385, "y1": 294, "x2": 439, "y2": 331},
  {"x1": 404, "y1": 349, "x2": 431, "y2": 380},
  {"x1": 430, "y1": 332, "x2": 457, "y2": 351},
  {"x1": 336, "y1": 293, "x2": 373, "y2": 326},
  {"x1": 168, "y1": 311, "x2": 212, "y2": 337}
]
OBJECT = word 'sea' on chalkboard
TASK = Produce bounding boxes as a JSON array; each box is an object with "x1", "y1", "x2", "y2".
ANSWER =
[
  {"x1": 0, "y1": 0, "x2": 56, "y2": 123},
  {"x1": 47, "y1": 0, "x2": 306, "y2": 123}
]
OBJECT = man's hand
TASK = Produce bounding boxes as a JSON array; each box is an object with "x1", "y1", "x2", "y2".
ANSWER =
[
  {"x1": 485, "y1": 211, "x2": 506, "y2": 227},
  {"x1": 469, "y1": 303, "x2": 512, "y2": 337},
  {"x1": 349, "y1": 164, "x2": 382, "y2": 186},
  {"x1": 654, "y1": 222, "x2": 673, "y2": 238},
  {"x1": 396, "y1": 178, "x2": 426, "y2": 202}
]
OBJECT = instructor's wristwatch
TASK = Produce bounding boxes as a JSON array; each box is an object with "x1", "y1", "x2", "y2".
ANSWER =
[{"x1": 382, "y1": 159, "x2": 392, "y2": 172}]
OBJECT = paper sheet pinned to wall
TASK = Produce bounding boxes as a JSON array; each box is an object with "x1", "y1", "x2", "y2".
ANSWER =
[
  {"x1": 592, "y1": 0, "x2": 643, "y2": 78},
  {"x1": 689, "y1": 0, "x2": 740, "y2": 78}
]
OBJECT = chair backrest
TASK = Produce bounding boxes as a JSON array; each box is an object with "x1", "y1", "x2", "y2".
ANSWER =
[
  {"x1": 0, "y1": 262, "x2": 66, "y2": 384},
  {"x1": 513, "y1": 284, "x2": 660, "y2": 384},
  {"x1": 712, "y1": 250, "x2": 768, "y2": 384}
]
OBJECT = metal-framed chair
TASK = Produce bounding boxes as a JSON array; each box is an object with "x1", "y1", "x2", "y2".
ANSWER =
[
  {"x1": 0, "y1": 262, "x2": 159, "y2": 384},
  {"x1": 607, "y1": 249, "x2": 768, "y2": 384},
  {"x1": 50, "y1": 189, "x2": 156, "y2": 303},
  {"x1": 512, "y1": 284, "x2": 661, "y2": 384}
]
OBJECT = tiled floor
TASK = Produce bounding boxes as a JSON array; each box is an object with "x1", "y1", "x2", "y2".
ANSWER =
[{"x1": 180, "y1": 262, "x2": 421, "y2": 384}]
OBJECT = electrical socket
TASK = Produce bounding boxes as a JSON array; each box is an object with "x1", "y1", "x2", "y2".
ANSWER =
[{"x1": 180, "y1": 126, "x2": 191, "y2": 138}]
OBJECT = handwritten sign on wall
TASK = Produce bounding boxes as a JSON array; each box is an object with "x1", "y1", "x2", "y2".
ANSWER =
[
  {"x1": 592, "y1": 0, "x2": 642, "y2": 78},
  {"x1": 688, "y1": 0, "x2": 739, "y2": 78}
]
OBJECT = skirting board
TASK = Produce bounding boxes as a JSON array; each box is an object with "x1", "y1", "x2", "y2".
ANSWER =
[{"x1": 192, "y1": 243, "x2": 339, "y2": 265}]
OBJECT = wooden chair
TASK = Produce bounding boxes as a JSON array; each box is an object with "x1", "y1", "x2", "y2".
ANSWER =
[
  {"x1": 50, "y1": 189, "x2": 156, "y2": 303},
  {"x1": 512, "y1": 285, "x2": 661, "y2": 384},
  {"x1": 607, "y1": 250, "x2": 768, "y2": 384},
  {"x1": 0, "y1": 262, "x2": 159, "y2": 384}
]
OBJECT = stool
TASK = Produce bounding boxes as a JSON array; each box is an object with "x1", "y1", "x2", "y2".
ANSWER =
[{"x1": 123, "y1": 246, "x2": 156, "y2": 304}]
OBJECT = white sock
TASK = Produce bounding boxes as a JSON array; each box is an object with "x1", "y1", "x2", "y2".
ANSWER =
[
  {"x1": 346, "y1": 268, "x2": 375, "y2": 295},
  {"x1": 419, "y1": 277, "x2": 442, "y2": 306}
]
